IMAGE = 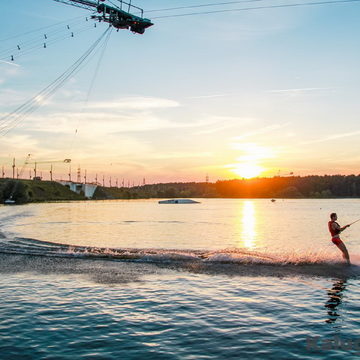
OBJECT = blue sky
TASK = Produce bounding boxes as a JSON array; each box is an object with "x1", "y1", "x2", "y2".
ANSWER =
[{"x1": 0, "y1": 0, "x2": 360, "y2": 183}]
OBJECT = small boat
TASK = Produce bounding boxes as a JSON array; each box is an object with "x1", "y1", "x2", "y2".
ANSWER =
[
  {"x1": 4, "y1": 199, "x2": 16, "y2": 205},
  {"x1": 158, "y1": 199, "x2": 200, "y2": 204},
  {"x1": 271, "y1": 199, "x2": 276, "y2": 202}
]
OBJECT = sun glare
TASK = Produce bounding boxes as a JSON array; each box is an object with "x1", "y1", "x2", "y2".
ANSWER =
[
  {"x1": 227, "y1": 143, "x2": 274, "y2": 179},
  {"x1": 233, "y1": 163, "x2": 264, "y2": 179},
  {"x1": 241, "y1": 201, "x2": 256, "y2": 248}
]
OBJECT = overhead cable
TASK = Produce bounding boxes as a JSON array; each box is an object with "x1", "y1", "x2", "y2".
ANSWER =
[
  {"x1": 0, "y1": 27, "x2": 112, "y2": 136},
  {"x1": 151, "y1": 0, "x2": 360, "y2": 19},
  {"x1": 0, "y1": 15, "x2": 85, "y2": 43},
  {"x1": 146, "y1": 0, "x2": 267, "y2": 13}
]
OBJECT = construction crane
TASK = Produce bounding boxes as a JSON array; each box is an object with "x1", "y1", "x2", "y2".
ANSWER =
[
  {"x1": 4, "y1": 156, "x2": 71, "y2": 204},
  {"x1": 4, "y1": 154, "x2": 65, "y2": 204},
  {"x1": 26, "y1": 158, "x2": 71, "y2": 180},
  {"x1": 52, "y1": 0, "x2": 153, "y2": 34}
]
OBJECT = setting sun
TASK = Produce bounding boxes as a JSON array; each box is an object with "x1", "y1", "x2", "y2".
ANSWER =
[
  {"x1": 226, "y1": 143, "x2": 273, "y2": 179},
  {"x1": 232, "y1": 163, "x2": 264, "y2": 179}
]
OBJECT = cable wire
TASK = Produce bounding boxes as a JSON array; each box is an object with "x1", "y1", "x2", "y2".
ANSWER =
[
  {"x1": 0, "y1": 27, "x2": 112, "y2": 136},
  {"x1": 0, "y1": 15, "x2": 86, "y2": 43},
  {"x1": 0, "y1": 20, "x2": 94, "y2": 62},
  {"x1": 2, "y1": 24, "x2": 97, "y2": 63},
  {"x1": 146, "y1": 0, "x2": 267, "y2": 13},
  {"x1": 68, "y1": 26, "x2": 113, "y2": 156},
  {"x1": 152, "y1": 0, "x2": 360, "y2": 19}
]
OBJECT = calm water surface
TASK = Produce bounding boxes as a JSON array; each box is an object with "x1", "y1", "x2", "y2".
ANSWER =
[{"x1": 0, "y1": 199, "x2": 359, "y2": 359}]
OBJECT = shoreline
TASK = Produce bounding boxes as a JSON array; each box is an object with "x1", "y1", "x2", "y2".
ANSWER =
[{"x1": 2, "y1": 177, "x2": 360, "y2": 204}]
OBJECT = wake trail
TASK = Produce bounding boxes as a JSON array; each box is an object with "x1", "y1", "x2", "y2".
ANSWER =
[{"x1": 0, "y1": 236, "x2": 359, "y2": 279}]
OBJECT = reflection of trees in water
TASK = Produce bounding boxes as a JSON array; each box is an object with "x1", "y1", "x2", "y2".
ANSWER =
[{"x1": 325, "y1": 278, "x2": 347, "y2": 324}]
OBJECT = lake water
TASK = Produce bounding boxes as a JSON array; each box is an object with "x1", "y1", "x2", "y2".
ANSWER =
[{"x1": 0, "y1": 199, "x2": 359, "y2": 359}]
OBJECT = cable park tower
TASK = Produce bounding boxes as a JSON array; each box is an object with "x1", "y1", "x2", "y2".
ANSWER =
[{"x1": 53, "y1": 0, "x2": 153, "y2": 34}]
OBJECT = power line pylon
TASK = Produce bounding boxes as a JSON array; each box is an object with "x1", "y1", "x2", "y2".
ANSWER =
[
  {"x1": 77, "y1": 166, "x2": 81, "y2": 183},
  {"x1": 12, "y1": 158, "x2": 15, "y2": 179}
]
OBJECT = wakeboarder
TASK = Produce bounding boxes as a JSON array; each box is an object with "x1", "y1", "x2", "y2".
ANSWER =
[{"x1": 328, "y1": 213, "x2": 351, "y2": 265}]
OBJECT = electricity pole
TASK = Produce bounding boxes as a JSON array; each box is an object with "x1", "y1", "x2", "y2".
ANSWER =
[{"x1": 12, "y1": 158, "x2": 15, "y2": 179}]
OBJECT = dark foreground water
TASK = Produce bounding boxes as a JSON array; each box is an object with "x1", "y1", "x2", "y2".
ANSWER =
[{"x1": 0, "y1": 199, "x2": 359, "y2": 359}]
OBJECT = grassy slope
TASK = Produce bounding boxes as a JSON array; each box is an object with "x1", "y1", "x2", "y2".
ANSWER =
[{"x1": 0, "y1": 179, "x2": 86, "y2": 203}]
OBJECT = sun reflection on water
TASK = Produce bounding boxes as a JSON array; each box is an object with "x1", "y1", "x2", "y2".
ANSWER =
[{"x1": 241, "y1": 201, "x2": 257, "y2": 249}]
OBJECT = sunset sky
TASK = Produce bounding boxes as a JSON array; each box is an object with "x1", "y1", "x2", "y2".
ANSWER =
[{"x1": 1, "y1": 0, "x2": 359, "y2": 184}]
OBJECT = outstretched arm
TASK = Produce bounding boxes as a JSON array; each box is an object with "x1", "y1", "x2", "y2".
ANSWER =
[{"x1": 332, "y1": 222, "x2": 349, "y2": 234}]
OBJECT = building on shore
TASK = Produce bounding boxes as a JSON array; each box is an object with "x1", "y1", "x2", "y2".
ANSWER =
[{"x1": 57, "y1": 181, "x2": 97, "y2": 199}]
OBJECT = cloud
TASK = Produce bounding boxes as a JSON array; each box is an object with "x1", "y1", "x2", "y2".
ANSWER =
[
  {"x1": 301, "y1": 130, "x2": 360, "y2": 145},
  {"x1": 0, "y1": 60, "x2": 21, "y2": 68},
  {"x1": 150, "y1": 151, "x2": 213, "y2": 160},
  {"x1": 194, "y1": 115, "x2": 253, "y2": 135},
  {"x1": 0, "y1": 89, "x2": 31, "y2": 106},
  {"x1": 231, "y1": 122, "x2": 290, "y2": 141},
  {"x1": 229, "y1": 142, "x2": 276, "y2": 162},
  {"x1": 189, "y1": 93, "x2": 235, "y2": 99},
  {"x1": 24, "y1": 106, "x2": 225, "y2": 135},
  {"x1": 267, "y1": 87, "x2": 333, "y2": 95},
  {"x1": 0, "y1": 93, "x2": 179, "y2": 120},
  {"x1": 0, "y1": 134, "x2": 40, "y2": 155},
  {"x1": 87, "y1": 97, "x2": 180, "y2": 110},
  {"x1": 58, "y1": 88, "x2": 85, "y2": 100}
]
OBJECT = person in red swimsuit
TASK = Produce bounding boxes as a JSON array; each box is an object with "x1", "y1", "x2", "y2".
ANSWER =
[{"x1": 328, "y1": 213, "x2": 351, "y2": 265}]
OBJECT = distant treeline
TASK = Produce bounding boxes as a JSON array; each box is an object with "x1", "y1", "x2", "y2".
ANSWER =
[
  {"x1": 94, "y1": 175, "x2": 360, "y2": 199},
  {"x1": 2, "y1": 175, "x2": 360, "y2": 204}
]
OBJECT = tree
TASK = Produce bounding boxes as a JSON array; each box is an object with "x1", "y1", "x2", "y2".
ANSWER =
[
  {"x1": 2, "y1": 180, "x2": 29, "y2": 204},
  {"x1": 274, "y1": 186, "x2": 303, "y2": 198}
]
